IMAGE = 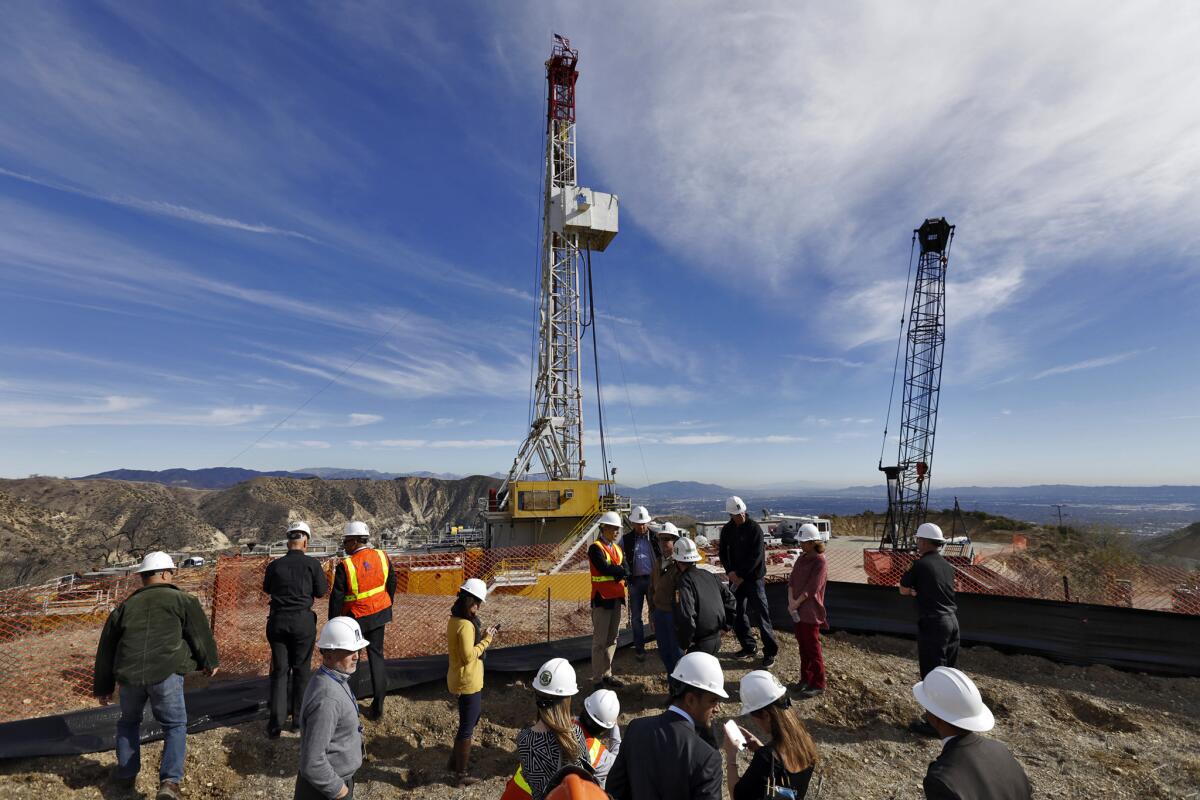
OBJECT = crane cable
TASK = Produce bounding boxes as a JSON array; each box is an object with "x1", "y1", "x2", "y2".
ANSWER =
[
  {"x1": 879, "y1": 231, "x2": 918, "y2": 466},
  {"x1": 583, "y1": 248, "x2": 610, "y2": 487}
]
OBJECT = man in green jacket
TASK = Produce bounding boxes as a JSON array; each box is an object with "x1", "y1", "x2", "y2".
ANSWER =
[{"x1": 93, "y1": 551, "x2": 219, "y2": 800}]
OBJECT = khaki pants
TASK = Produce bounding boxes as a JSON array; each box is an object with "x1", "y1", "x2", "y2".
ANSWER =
[{"x1": 591, "y1": 605, "x2": 622, "y2": 684}]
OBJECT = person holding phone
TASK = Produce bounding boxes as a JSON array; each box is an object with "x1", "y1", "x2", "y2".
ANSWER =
[
  {"x1": 446, "y1": 578, "x2": 498, "y2": 786},
  {"x1": 722, "y1": 671, "x2": 818, "y2": 799}
]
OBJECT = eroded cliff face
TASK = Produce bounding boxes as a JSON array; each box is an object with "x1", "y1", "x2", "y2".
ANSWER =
[
  {"x1": 197, "y1": 475, "x2": 499, "y2": 543},
  {"x1": 0, "y1": 474, "x2": 499, "y2": 588}
]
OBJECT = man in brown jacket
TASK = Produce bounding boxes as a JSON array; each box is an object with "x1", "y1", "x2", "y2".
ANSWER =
[{"x1": 650, "y1": 523, "x2": 683, "y2": 674}]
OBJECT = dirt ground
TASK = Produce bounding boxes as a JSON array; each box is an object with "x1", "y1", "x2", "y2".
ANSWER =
[{"x1": 1, "y1": 629, "x2": 1197, "y2": 799}]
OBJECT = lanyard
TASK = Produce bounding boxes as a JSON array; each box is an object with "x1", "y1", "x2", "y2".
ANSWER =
[{"x1": 318, "y1": 666, "x2": 359, "y2": 708}]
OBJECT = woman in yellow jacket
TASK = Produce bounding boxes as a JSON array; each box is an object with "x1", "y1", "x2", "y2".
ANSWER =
[{"x1": 447, "y1": 578, "x2": 497, "y2": 787}]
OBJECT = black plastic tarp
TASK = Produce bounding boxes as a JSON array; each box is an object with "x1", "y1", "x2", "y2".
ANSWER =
[
  {"x1": 765, "y1": 581, "x2": 1200, "y2": 677},
  {"x1": 0, "y1": 631, "x2": 629, "y2": 760}
]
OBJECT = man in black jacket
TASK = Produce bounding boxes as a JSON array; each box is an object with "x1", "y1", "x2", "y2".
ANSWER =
[
  {"x1": 94, "y1": 551, "x2": 219, "y2": 800},
  {"x1": 607, "y1": 651, "x2": 727, "y2": 800},
  {"x1": 899, "y1": 523, "x2": 959, "y2": 678},
  {"x1": 262, "y1": 520, "x2": 328, "y2": 738},
  {"x1": 718, "y1": 496, "x2": 778, "y2": 667},
  {"x1": 913, "y1": 667, "x2": 1032, "y2": 800},
  {"x1": 621, "y1": 505, "x2": 659, "y2": 662},
  {"x1": 672, "y1": 537, "x2": 736, "y2": 655}
]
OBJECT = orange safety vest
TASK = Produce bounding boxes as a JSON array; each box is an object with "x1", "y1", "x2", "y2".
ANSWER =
[
  {"x1": 500, "y1": 730, "x2": 605, "y2": 800},
  {"x1": 589, "y1": 539, "x2": 626, "y2": 601},
  {"x1": 339, "y1": 548, "x2": 392, "y2": 618}
]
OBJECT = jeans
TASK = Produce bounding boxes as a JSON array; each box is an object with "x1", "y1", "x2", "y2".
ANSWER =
[
  {"x1": 351, "y1": 624, "x2": 387, "y2": 715},
  {"x1": 627, "y1": 575, "x2": 651, "y2": 653},
  {"x1": 455, "y1": 691, "x2": 482, "y2": 741},
  {"x1": 267, "y1": 610, "x2": 317, "y2": 734},
  {"x1": 651, "y1": 609, "x2": 683, "y2": 674},
  {"x1": 116, "y1": 673, "x2": 187, "y2": 784},
  {"x1": 732, "y1": 578, "x2": 778, "y2": 658}
]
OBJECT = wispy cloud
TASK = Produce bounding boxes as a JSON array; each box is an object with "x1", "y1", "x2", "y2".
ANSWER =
[
  {"x1": 349, "y1": 438, "x2": 519, "y2": 449},
  {"x1": 787, "y1": 354, "x2": 867, "y2": 368},
  {"x1": 254, "y1": 440, "x2": 332, "y2": 449},
  {"x1": 0, "y1": 167, "x2": 318, "y2": 241},
  {"x1": 1030, "y1": 350, "x2": 1147, "y2": 380}
]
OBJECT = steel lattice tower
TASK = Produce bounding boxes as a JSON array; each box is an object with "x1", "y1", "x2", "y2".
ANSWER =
[
  {"x1": 881, "y1": 218, "x2": 955, "y2": 550},
  {"x1": 499, "y1": 35, "x2": 618, "y2": 499}
]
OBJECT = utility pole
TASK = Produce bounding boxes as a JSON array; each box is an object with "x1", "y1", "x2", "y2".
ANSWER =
[{"x1": 1051, "y1": 504, "x2": 1067, "y2": 530}]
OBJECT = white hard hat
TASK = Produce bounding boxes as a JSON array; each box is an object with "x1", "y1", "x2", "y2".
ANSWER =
[
  {"x1": 695, "y1": 535, "x2": 710, "y2": 548},
  {"x1": 317, "y1": 616, "x2": 365, "y2": 651},
  {"x1": 287, "y1": 520, "x2": 311, "y2": 537},
  {"x1": 583, "y1": 689, "x2": 620, "y2": 730},
  {"x1": 136, "y1": 551, "x2": 176, "y2": 573},
  {"x1": 673, "y1": 537, "x2": 701, "y2": 563},
  {"x1": 739, "y1": 669, "x2": 788, "y2": 716},
  {"x1": 598, "y1": 511, "x2": 623, "y2": 529},
  {"x1": 725, "y1": 496, "x2": 747, "y2": 515},
  {"x1": 343, "y1": 520, "x2": 370, "y2": 540},
  {"x1": 459, "y1": 578, "x2": 488, "y2": 602},
  {"x1": 656, "y1": 522, "x2": 681, "y2": 539},
  {"x1": 916, "y1": 523, "x2": 945, "y2": 542},
  {"x1": 670, "y1": 651, "x2": 728, "y2": 698},
  {"x1": 533, "y1": 657, "x2": 579, "y2": 697},
  {"x1": 798, "y1": 523, "x2": 821, "y2": 543},
  {"x1": 628, "y1": 506, "x2": 652, "y2": 525},
  {"x1": 912, "y1": 667, "x2": 994, "y2": 732}
]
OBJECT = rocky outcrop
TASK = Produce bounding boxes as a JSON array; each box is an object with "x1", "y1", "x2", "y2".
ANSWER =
[{"x1": 0, "y1": 475, "x2": 499, "y2": 588}]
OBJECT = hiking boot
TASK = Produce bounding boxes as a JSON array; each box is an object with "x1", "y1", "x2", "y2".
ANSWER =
[
  {"x1": 792, "y1": 681, "x2": 810, "y2": 692},
  {"x1": 734, "y1": 647, "x2": 757, "y2": 659},
  {"x1": 106, "y1": 771, "x2": 136, "y2": 791},
  {"x1": 156, "y1": 781, "x2": 182, "y2": 800},
  {"x1": 602, "y1": 675, "x2": 626, "y2": 688},
  {"x1": 761, "y1": 654, "x2": 776, "y2": 668},
  {"x1": 456, "y1": 772, "x2": 482, "y2": 787},
  {"x1": 798, "y1": 687, "x2": 824, "y2": 699}
]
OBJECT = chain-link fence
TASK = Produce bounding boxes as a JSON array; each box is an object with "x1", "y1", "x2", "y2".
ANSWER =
[{"x1": 0, "y1": 537, "x2": 1196, "y2": 725}]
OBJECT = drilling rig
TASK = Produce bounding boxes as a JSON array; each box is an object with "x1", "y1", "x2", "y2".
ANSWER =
[
  {"x1": 878, "y1": 218, "x2": 955, "y2": 550},
  {"x1": 480, "y1": 34, "x2": 627, "y2": 549}
]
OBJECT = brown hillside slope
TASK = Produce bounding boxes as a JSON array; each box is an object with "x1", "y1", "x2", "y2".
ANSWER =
[
  {"x1": 0, "y1": 478, "x2": 229, "y2": 588},
  {"x1": 0, "y1": 475, "x2": 499, "y2": 588},
  {"x1": 197, "y1": 475, "x2": 499, "y2": 544}
]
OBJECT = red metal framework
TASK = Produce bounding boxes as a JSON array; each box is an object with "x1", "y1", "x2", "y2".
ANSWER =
[{"x1": 546, "y1": 34, "x2": 579, "y2": 129}]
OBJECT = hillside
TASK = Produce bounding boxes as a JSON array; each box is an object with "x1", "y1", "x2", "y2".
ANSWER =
[
  {"x1": 0, "y1": 478, "x2": 230, "y2": 587},
  {"x1": 1146, "y1": 521, "x2": 1200, "y2": 565},
  {"x1": 198, "y1": 475, "x2": 499, "y2": 544},
  {"x1": 0, "y1": 475, "x2": 499, "y2": 588}
]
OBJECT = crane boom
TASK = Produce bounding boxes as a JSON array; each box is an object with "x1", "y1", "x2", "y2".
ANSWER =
[{"x1": 880, "y1": 218, "x2": 955, "y2": 550}]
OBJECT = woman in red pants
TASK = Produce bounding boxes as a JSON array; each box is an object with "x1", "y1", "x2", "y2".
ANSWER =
[{"x1": 788, "y1": 524, "x2": 828, "y2": 698}]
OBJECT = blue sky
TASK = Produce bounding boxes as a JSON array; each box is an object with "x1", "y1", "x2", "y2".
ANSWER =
[{"x1": 2, "y1": 2, "x2": 1198, "y2": 487}]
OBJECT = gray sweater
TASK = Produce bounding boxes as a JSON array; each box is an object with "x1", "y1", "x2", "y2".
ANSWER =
[{"x1": 298, "y1": 666, "x2": 362, "y2": 798}]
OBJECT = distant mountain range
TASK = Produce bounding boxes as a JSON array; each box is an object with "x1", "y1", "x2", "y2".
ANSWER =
[
  {"x1": 77, "y1": 467, "x2": 316, "y2": 489},
  {"x1": 77, "y1": 467, "x2": 468, "y2": 489}
]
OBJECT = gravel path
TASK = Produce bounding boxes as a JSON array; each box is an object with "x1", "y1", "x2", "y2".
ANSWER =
[{"x1": 1, "y1": 629, "x2": 1196, "y2": 799}]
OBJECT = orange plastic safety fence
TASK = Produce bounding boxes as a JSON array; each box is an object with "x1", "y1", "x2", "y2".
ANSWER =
[{"x1": 1, "y1": 537, "x2": 1197, "y2": 726}]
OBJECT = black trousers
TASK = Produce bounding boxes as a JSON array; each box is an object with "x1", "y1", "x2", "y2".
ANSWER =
[
  {"x1": 732, "y1": 578, "x2": 778, "y2": 657},
  {"x1": 917, "y1": 614, "x2": 960, "y2": 678},
  {"x1": 689, "y1": 632, "x2": 723, "y2": 656},
  {"x1": 350, "y1": 623, "x2": 387, "y2": 714},
  {"x1": 294, "y1": 775, "x2": 353, "y2": 799},
  {"x1": 267, "y1": 610, "x2": 317, "y2": 734}
]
